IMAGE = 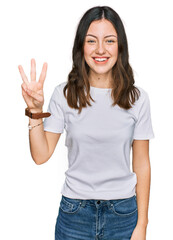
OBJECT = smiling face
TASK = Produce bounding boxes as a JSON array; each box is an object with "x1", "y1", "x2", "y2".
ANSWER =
[{"x1": 84, "y1": 18, "x2": 118, "y2": 81}]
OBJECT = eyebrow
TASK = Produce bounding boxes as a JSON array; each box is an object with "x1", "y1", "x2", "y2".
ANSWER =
[{"x1": 85, "y1": 34, "x2": 117, "y2": 38}]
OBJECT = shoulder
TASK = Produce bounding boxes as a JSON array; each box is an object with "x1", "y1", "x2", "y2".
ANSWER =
[
  {"x1": 51, "y1": 81, "x2": 67, "y2": 98},
  {"x1": 54, "y1": 81, "x2": 67, "y2": 93},
  {"x1": 128, "y1": 85, "x2": 151, "y2": 118},
  {"x1": 50, "y1": 81, "x2": 67, "y2": 106},
  {"x1": 133, "y1": 85, "x2": 150, "y2": 107}
]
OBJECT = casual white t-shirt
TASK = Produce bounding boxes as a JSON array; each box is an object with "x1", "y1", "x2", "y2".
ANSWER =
[{"x1": 43, "y1": 81, "x2": 155, "y2": 200}]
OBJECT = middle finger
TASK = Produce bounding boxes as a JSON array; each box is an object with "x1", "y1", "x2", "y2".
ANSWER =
[{"x1": 30, "y1": 58, "x2": 36, "y2": 82}]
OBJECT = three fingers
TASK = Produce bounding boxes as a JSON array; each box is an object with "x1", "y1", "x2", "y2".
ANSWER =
[
  {"x1": 19, "y1": 58, "x2": 47, "y2": 102},
  {"x1": 18, "y1": 58, "x2": 48, "y2": 85}
]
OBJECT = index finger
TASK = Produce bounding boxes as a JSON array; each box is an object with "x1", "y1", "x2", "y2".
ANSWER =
[
  {"x1": 38, "y1": 62, "x2": 48, "y2": 85},
  {"x1": 18, "y1": 65, "x2": 29, "y2": 86}
]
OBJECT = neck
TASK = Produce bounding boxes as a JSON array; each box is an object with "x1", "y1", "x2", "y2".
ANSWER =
[{"x1": 88, "y1": 71, "x2": 113, "y2": 88}]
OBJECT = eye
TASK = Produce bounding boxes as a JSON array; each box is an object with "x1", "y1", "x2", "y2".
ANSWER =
[
  {"x1": 107, "y1": 40, "x2": 115, "y2": 43},
  {"x1": 87, "y1": 40, "x2": 95, "y2": 43}
]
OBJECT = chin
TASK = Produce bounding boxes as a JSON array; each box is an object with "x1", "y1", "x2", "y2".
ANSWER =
[{"x1": 92, "y1": 67, "x2": 113, "y2": 75}]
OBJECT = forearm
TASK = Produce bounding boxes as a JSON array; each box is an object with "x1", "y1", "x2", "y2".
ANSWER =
[
  {"x1": 134, "y1": 161, "x2": 151, "y2": 227},
  {"x1": 28, "y1": 117, "x2": 49, "y2": 165}
]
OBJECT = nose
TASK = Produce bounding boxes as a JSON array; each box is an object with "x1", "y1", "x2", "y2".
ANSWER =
[{"x1": 95, "y1": 41, "x2": 106, "y2": 54}]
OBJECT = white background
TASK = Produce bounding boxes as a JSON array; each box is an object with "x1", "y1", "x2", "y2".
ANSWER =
[{"x1": 0, "y1": 0, "x2": 172, "y2": 239}]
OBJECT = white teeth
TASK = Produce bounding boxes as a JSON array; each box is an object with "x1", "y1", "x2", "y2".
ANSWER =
[{"x1": 94, "y1": 58, "x2": 108, "y2": 62}]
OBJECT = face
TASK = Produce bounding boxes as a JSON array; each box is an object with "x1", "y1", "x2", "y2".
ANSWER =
[{"x1": 84, "y1": 18, "x2": 118, "y2": 76}]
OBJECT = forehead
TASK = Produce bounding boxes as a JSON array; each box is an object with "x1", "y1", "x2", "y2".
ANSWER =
[{"x1": 86, "y1": 19, "x2": 117, "y2": 36}]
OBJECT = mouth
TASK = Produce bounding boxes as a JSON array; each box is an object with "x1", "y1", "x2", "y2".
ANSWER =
[{"x1": 92, "y1": 57, "x2": 110, "y2": 64}]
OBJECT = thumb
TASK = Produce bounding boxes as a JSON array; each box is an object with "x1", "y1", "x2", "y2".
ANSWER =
[{"x1": 26, "y1": 88, "x2": 43, "y2": 103}]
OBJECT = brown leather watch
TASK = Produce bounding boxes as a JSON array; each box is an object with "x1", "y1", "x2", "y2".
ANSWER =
[{"x1": 25, "y1": 107, "x2": 51, "y2": 119}]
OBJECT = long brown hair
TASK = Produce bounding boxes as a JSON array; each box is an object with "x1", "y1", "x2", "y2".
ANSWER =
[{"x1": 63, "y1": 6, "x2": 140, "y2": 114}]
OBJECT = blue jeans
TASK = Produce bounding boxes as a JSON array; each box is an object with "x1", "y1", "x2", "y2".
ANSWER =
[{"x1": 55, "y1": 194, "x2": 138, "y2": 240}]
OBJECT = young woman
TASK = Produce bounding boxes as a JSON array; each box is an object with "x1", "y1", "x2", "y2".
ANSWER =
[{"x1": 19, "y1": 5, "x2": 154, "y2": 240}]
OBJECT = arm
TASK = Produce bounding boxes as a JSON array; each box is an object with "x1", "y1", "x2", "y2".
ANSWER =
[
  {"x1": 132, "y1": 139, "x2": 151, "y2": 228},
  {"x1": 28, "y1": 112, "x2": 62, "y2": 165},
  {"x1": 19, "y1": 59, "x2": 62, "y2": 165}
]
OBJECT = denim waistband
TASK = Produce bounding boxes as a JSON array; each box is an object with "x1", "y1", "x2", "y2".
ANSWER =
[{"x1": 61, "y1": 194, "x2": 136, "y2": 208}]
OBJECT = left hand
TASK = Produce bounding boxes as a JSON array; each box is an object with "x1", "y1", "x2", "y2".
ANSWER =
[{"x1": 130, "y1": 224, "x2": 147, "y2": 240}]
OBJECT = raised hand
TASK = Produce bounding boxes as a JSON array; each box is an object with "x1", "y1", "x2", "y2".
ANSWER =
[{"x1": 18, "y1": 58, "x2": 48, "y2": 112}]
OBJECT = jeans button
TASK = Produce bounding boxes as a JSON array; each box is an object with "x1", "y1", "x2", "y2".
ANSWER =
[{"x1": 97, "y1": 200, "x2": 100, "y2": 204}]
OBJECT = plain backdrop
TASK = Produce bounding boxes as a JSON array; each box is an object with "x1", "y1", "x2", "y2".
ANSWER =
[{"x1": 0, "y1": 0, "x2": 172, "y2": 239}]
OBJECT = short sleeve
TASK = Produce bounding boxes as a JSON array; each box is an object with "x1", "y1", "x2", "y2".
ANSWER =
[
  {"x1": 43, "y1": 87, "x2": 65, "y2": 133},
  {"x1": 133, "y1": 92, "x2": 155, "y2": 140}
]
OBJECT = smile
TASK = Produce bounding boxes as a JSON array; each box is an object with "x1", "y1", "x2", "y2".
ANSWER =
[{"x1": 92, "y1": 57, "x2": 110, "y2": 64}]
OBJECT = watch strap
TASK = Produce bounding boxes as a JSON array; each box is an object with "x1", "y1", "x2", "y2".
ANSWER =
[{"x1": 25, "y1": 107, "x2": 51, "y2": 119}]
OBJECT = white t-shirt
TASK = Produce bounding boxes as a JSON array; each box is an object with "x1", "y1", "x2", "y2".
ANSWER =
[{"x1": 43, "y1": 81, "x2": 155, "y2": 200}]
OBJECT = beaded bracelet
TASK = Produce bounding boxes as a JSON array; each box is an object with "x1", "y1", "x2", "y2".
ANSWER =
[{"x1": 28, "y1": 122, "x2": 43, "y2": 130}]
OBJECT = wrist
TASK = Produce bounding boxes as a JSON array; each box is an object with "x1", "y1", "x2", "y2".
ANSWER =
[
  {"x1": 28, "y1": 121, "x2": 43, "y2": 130},
  {"x1": 25, "y1": 107, "x2": 51, "y2": 119},
  {"x1": 136, "y1": 221, "x2": 148, "y2": 229},
  {"x1": 28, "y1": 108, "x2": 43, "y2": 113}
]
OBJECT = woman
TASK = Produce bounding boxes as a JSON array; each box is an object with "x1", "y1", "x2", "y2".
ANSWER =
[{"x1": 19, "y1": 5, "x2": 154, "y2": 240}]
